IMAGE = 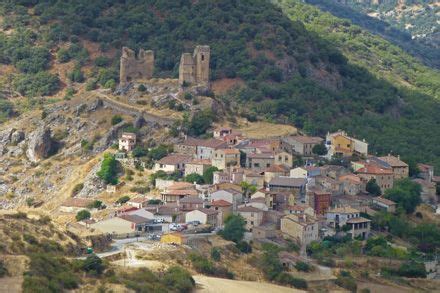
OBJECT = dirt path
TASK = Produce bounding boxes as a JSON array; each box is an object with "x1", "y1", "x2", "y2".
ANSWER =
[{"x1": 193, "y1": 275, "x2": 304, "y2": 293}]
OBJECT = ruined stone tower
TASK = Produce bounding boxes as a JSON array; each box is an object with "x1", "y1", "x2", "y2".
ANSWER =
[
  {"x1": 179, "y1": 45, "x2": 210, "y2": 87},
  {"x1": 120, "y1": 47, "x2": 154, "y2": 85}
]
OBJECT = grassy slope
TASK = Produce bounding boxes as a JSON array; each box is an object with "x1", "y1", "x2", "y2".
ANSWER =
[{"x1": 1, "y1": 0, "x2": 440, "y2": 169}]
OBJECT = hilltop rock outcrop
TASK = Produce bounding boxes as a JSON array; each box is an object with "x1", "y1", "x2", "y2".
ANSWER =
[{"x1": 26, "y1": 127, "x2": 56, "y2": 162}]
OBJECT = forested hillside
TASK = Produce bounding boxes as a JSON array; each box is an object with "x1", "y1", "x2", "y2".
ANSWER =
[{"x1": 0, "y1": 0, "x2": 440, "y2": 169}]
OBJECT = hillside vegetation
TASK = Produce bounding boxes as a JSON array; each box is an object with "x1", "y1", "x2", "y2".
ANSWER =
[{"x1": 0, "y1": 0, "x2": 440, "y2": 169}]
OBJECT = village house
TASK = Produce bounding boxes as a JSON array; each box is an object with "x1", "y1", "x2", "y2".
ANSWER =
[
  {"x1": 184, "y1": 159, "x2": 212, "y2": 177},
  {"x1": 280, "y1": 136, "x2": 323, "y2": 157},
  {"x1": 354, "y1": 162, "x2": 394, "y2": 193},
  {"x1": 253, "y1": 223, "x2": 278, "y2": 240},
  {"x1": 91, "y1": 214, "x2": 153, "y2": 235},
  {"x1": 268, "y1": 177, "x2": 306, "y2": 195},
  {"x1": 211, "y1": 148, "x2": 240, "y2": 169},
  {"x1": 308, "y1": 190, "x2": 332, "y2": 215},
  {"x1": 213, "y1": 171, "x2": 230, "y2": 184},
  {"x1": 106, "y1": 182, "x2": 125, "y2": 193},
  {"x1": 118, "y1": 132, "x2": 137, "y2": 152},
  {"x1": 178, "y1": 196, "x2": 205, "y2": 211},
  {"x1": 339, "y1": 174, "x2": 365, "y2": 196},
  {"x1": 149, "y1": 205, "x2": 182, "y2": 223},
  {"x1": 280, "y1": 214, "x2": 319, "y2": 246},
  {"x1": 326, "y1": 206, "x2": 361, "y2": 229},
  {"x1": 346, "y1": 217, "x2": 371, "y2": 239},
  {"x1": 326, "y1": 130, "x2": 368, "y2": 157},
  {"x1": 60, "y1": 198, "x2": 95, "y2": 213},
  {"x1": 251, "y1": 189, "x2": 276, "y2": 210},
  {"x1": 221, "y1": 132, "x2": 243, "y2": 146},
  {"x1": 246, "y1": 152, "x2": 274, "y2": 171},
  {"x1": 290, "y1": 166, "x2": 321, "y2": 179},
  {"x1": 185, "y1": 208, "x2": 219, "y2": 226},
  {"x1": 418, "y1": 163, "x2": 434, "y2": 182},
  {"x1": 209, "y1": 199, "x2": 233, "y2": 226},
  {"x1": 196, "y1": 139, "x2": 228, "y2": 160},
  {"x1": 274, "y1": 151, "x2": 293, "y2": 168},
  {"x1": 127, "y1": 197, "x2": 149, "y2": 209},
  {"x1": 237, "y1": 206, "x2": 264, "y2": 232},
  {"x1": 239, "y1": 197, "x2": 269, "y2": 211},
  {"x1": 314, "y1": 175, "x2": 343, "y2": 194},
  {"x1": 264, "y1": 165, "x2": 289, "y2": 184},
  {"x1": 174, "y1": 137, "x2": 200, "y2": 156},
  {"x1": 154, "y1": 154, "x2": 192, "y2": 174},
  {"x1": 211, "y1": 189, "x2": 243, "y2": 209},
  {"x1": 377, "y1": 155, "x2": 409, "y2": 180},
  {"x1": 243, "y1": 172, "x2": 265, "y2": 188},
  {"x1": 284, "y1": 204, "x2": 315, "y2": 217},
  {"x1": 161, "y1": 182, "x2": 198, "y2": 203},
  {"x1": 213, "y1": 127, "x2": 233, "y2": 138},
  {"x1": 320, "y1": 165, "x2": 349, "y2": 180},
  {"x1": 372, "y1": 197, "x2": 396, "y2": 213}
]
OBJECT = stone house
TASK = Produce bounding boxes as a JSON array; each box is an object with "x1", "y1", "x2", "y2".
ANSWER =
[
  {"x1": 211, "y1": 189, "x2": 243, "y2": 209},
  {"x1": 377, "y1": 155, "x2": 409, "y2": 180},
  {"x1": 161, "y1": 188, "x2": 198, "y2": 203},
  {"x1": 237, "y1": 206, "x2": 264, "y2": 232},
  {"x1": 246, "y1": 152, "x2": 274, "y2": 172},
  {"x1": 196, "y1": 139, "x2": 228, "y2": 160},
  {"x1": 174, "y1": 137, "x2": 200, "y2": 156},
  {"x1": 253, "y1": 223, "x2": 278, "y2": 240},
  {"x1": 239, "y1": 197, "x2": 269, "y2": 211},
  {"x1": 268, "y1": 177, "x2": 306, "y2": 195},
  {"x1": 118, "y1": 132, "x2": 137, "y2": 152},
  {"x1": 185, "y1": 208, "x2": 218, "y2": 226},
  {"x1": 213, "y1": 171, "x2": 230, "y2": 185},
  {"x1": 326, "y1": 130, "x2": 368, "y2": 158},
  {"x1": 326, "y1": 206, "x2": 361, "y2": 228},
  {"x1": 243, "y1": 172, "x2": 265, "y2": 188},
  {"x1": 212, "y1": 148, "x2": 240, "y2": 169},
  {"x1": 339, "y1": 174, "x2": 364, "y2": 196},
  {"x1": 184, "y1": 159, "x2": 212, "y2": 177},
  {"x1": 154, "y1": 154, "x2": 192, "y2": 174},
  {"x1": 281, "y1": 214, "x2": 319, "y2": 246},
  {"x1": 213, "y1": 127, "x2": 233, "y2": 138},
  {"x1": 290, "y1": 166, "x2": 321, "y2": 179},
  {"x1": 355, "y1": 163, "x2": 394, "y2": 193},
  {"x1": 281, "y1": 136, "x2": 323, "y2": 157},
  {"x1": 264, "y1": 165, "x2": 289, "y2": 184},
  {"x1": 127, "y1": 197, "x2": 149, "y2": 209},
  {"x1": 209, "y1": 199, "x2": 233, "y2": 226},
  {"x1": 418, "y1": 163, "x2": 434, "y2": 182},
  {"x1": 372, "y1": 197, "x2": 396, "y2": 213},
  {"x1": 178, "y1": 197, "x2": 205, "y2": 212},
  {"x1": 284, "y1": 204, "x2": 315, "y2": 217},
  {"x1": 274, "y1": 151, "x2": 293, "y2": 168},
  {"x1": 346, "y1": 217, "x2": 371, "y2": 239}
]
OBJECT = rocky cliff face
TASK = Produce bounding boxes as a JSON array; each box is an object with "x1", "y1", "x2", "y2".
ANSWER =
[{"x1": 26, "y1": 127, "x2": 56, "y2": 163}]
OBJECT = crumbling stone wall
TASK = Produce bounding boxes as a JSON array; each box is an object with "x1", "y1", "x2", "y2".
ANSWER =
[
  {"x1": 179, "y1": 45, "x2": 210, "y2": 86},
  {"x1": 120, "y1": 47, "x2": 154, "y2": 85}
]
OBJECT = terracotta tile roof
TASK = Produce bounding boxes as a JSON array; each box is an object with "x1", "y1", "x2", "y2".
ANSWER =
[
  {"x1": 248, "y1": 152, "x2": 274, "y2": 159},
  {"x1": 377, "y1": 155, "x2": 408, "y2": 167},
  {"x1": 157, "y1": 154, "x2": 192, "y2": 165},
  {"x1": 193, "y1": 208, "x2": 219, "y2": 215},
  {"x1": 328, "y1": 206, "x2": 360, "y2": 214},
  {"x1": 412, "y1": 178, "x2": 436, "y2": 188},
  {"x1": 128, "y1": 197, "x2": 149, "y2": 203},
  {"x1": 417, "y1": 163, "x2": 433, "y2": 172},
  {"x1": 211, "y1": 200, "x2": 233, "y2": 207},
  {"x1": 339, "y1": 174, "x2": 362, "y2": 184},
  {"x1": 269, "y1": 177, "x2": 306, "y2": 187},
  {"x1": 121, "y1": 132, "x2": 136, "y2": 139},
  {"x1": 119, "y1": 214, "x2": 151, "y2": 224},
  {"x1": 373, "y1": 197, "x2": 396, "y2": 206},
  {"x1": 286, "y1": 204, "x2": 310, "y2": 211},
  {"x1": 217, "y1": 148, "x2": 240, "y2": 155},
  {"x1": 238, "y1": 206, "x2": 263, "y2": 213},
  {"x1": 249, "y1": 197, "x2": 266, "y2": 203},
  {"x1": 179, "y1": 197, "x2": 204, "y2": 204},
  {"x1": 356, "y1": 164, "x2": 393, "y2": 175},
  {"x1": 168, "y1": 182, "x2": 194, "y2": 190},
  {"x1": 117, "y1": 206, "x2": 139, "y2": 213},
  {"x1": 61, "y1": 198, "x2": 94, "y2": 208},
  {"x1": 347, "y1": 217, "x2": 371, "y2": 224},
  {"x1": 265, "y1": 164, "x2": 289, "y2": 173},
  {"x1": 163, "y1": 189, "x2": 198, "y2": 196},
  {"x1": 187, "y1": 159, "x2": 212, "y2": 165}
]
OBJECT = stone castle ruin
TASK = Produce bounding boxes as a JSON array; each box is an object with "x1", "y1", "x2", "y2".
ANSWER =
[
  {"x1": 120, "y1": 47, "x2": 154, "y2": 86},
  {"x1": 119, "y1": 45, "x2": 210, "y2": 88},
  {"x1": 178, "y1": 45, "x2": 210, "y2": 87}
]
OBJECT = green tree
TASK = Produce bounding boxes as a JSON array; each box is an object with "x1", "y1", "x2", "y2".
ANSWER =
[
  {"x1": 240, "y1": 181, "x2": 257, "y2": 199},
  {"x1": 366, "y1": 178, "x2": 381, "y2": 196},
  {"x1": 81, "y1": 254, "x2": 105, "y2": 276},
  {"x1": 203, "y1": 166, "x2": 219, "y2": 184},
  {"x1": 211, "y1": 248, "x2": 221, "y2": 261},
  {"x1": 384, "y1": 178, "x2": 421, "y2": 214},
  {"x1": 87, "y1": 200, "x2": 103, "y2": 209},
  {"x1": 76, "y1": 209, "x2": 91, "y2": 221},
  {"x1": 220, "y1": 215, "x2": 246, "y2": 243},
  {"x1": 184, "y1": 173, "x2": 205, "y2": 184},
  {"x1": 188, "y1": 110, "x2": 213, "y2": 136},
  {"x1": 111, "y1": 115, "x2": 123, "y2": 125},
  {"x1": 97, "y1": 154, "x2": 118, "y2": 185},
  {"x1": 116, "y1": 195, "x2": 130, "y2": 204},
  {"x1": 312, "y1": 143, "x2": 327, "y2": 156}
]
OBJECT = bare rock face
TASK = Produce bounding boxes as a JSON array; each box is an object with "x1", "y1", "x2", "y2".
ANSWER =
[
  {"x1": 26, "y1": 127, "x2": 55, "y2": 162},
  {"x1": 10, "y1": 130, "x2": 25, "y2": 145}
]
